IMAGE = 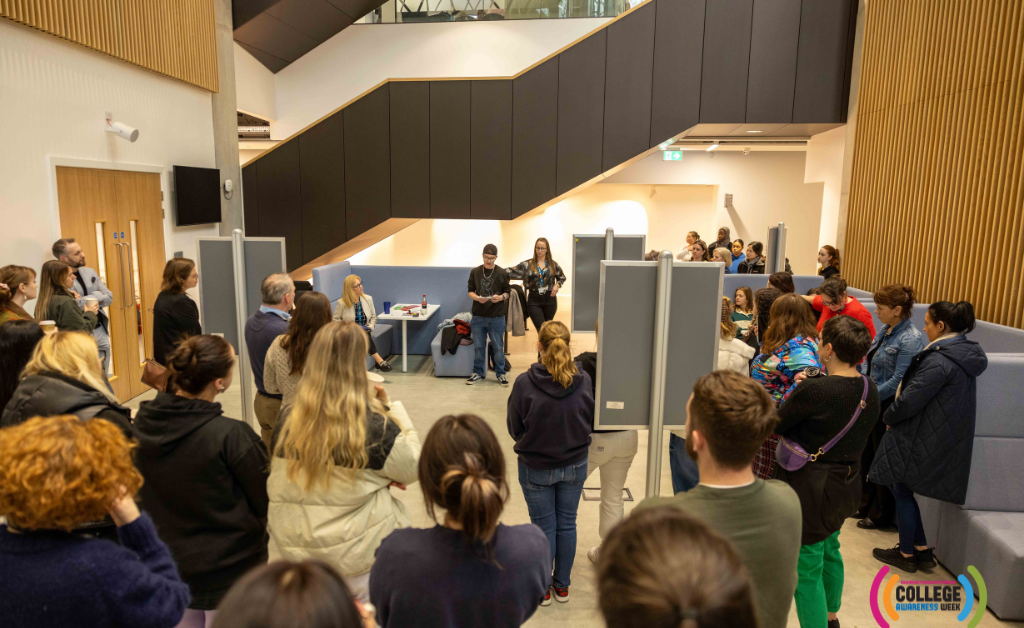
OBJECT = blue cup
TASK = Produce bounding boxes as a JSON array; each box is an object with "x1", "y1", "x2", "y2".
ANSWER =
[{"x1": 383, "y1": 301, "x2": 391, "y2": 314}]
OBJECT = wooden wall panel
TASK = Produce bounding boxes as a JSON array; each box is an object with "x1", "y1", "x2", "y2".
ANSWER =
[
  {"x1": 343, "y1": 85, "x2": 391, "y2": 242},
  {"x1": 845, "y1": 0, "x2": 1024, "y2": 329},
  {"x1": 299, "y1": 109, "x2": 346, "y2": 264},
  {"x1": 389, "y1": 82, "x2": 431, "y2": 219},
  {"x1": 1, "y1": 0, "x2": 219, "y2": 92},
  {"x1": 511, "y1": 58, "x2": 558, "y2": 218},
  {"x1": 429, "y1": 81, "x2": 472, "y2": 219},
  {"x1": 602, "y1": 2, "x2": 656, "y2": 171},
  {"x1": 470, "y1": 80, "x2": 513, "y2": 220}
]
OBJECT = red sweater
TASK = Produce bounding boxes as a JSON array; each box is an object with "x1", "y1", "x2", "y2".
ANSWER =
[{"x1": 811, "y1": 295, "x2": 876, "y2": 338}]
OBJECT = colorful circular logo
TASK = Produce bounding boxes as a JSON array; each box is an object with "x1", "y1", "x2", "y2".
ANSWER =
[{"x1": 869, "y1": 565, "x2": 986, "y2": 628}]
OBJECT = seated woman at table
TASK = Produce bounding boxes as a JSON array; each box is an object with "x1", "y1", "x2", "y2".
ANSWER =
[{"x1": 333, "y1": 275, "x2": 392, "y2": 372}]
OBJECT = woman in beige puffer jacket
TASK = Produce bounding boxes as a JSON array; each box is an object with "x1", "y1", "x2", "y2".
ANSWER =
[{"x1": 267, "y1": 321, "x2": 420, "y2": 602}]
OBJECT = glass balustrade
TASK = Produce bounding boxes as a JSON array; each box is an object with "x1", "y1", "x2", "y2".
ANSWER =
[{"x1": 355, "y1": 0, "x2": 635, "y2": 24}]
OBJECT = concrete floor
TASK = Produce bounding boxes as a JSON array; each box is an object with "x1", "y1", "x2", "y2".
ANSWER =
[{"x1": 127, "y1": 310, "x2": 1022, "y2": 628}]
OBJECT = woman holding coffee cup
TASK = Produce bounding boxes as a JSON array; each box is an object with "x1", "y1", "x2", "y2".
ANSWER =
[{"x1": 33, "y1": 261, "x2": 99, "y2": 333}]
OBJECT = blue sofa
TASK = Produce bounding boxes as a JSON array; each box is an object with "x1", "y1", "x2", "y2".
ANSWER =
[
  {"x1": 311, "y1": 261, "x2": 393, "y2": 370},
  {"x1": 311, "y1": 261, "x2": 479, "y2": 375}
]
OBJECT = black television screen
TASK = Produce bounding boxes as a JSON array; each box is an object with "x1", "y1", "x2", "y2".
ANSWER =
[{"x1": 174, "y1": 165, "x2": 221, "y2": 226}]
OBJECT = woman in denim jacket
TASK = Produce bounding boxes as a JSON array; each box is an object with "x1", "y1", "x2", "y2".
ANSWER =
[{"x1": 856, "y1": 284, "x2": 924, "y2": 530}]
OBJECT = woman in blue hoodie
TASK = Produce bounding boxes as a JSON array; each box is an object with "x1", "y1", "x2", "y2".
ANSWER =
[
  {"x1": 870, "y1": 301, "x2": 988, "y2": 574},
  {"x1": 507, "y1": 320, "x2": 593, "y2": 606}
]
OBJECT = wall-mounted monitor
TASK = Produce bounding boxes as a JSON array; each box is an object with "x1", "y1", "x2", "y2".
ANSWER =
[{"x1": 174, "y1": 165, "x2": 221, "y2": 226}]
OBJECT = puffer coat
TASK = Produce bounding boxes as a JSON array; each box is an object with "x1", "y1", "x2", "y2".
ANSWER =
[
  {"x1": 268, "y1": 400, "x2": 420, "y2": 577},
  {"x1": 870, "y1": 335, "x2": 988, "y2": 505}
]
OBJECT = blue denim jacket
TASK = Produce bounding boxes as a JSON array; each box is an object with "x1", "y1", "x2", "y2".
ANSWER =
[{"x1": 859, "y1": 317, "x2": 924, "y2": 400}]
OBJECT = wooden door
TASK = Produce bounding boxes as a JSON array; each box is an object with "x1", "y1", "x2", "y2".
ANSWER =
[
  {"x1": 55, "y1": 168, "x2": 132, "y2": 401},
  {"x1": 113, "y1": 171, "x2": 166, "y2": 399},
  {"x1": 56, "y1": 167, "x2": 166, "y2": 402}
]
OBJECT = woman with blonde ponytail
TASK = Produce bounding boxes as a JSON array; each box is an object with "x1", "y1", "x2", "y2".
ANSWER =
[
  {"x1": 507, "y1": 320, "x2": 593, "y2": 605},
  {"x1": 268, "y1": 321, "x2": 421, "y2": 603},
  {"x1": 371, "y1": 414, "x2": 550, "y2": 627}
]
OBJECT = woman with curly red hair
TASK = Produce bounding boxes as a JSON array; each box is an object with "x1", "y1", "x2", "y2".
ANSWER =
[{"x1": 0, "y1": 415, "x2": 189, "y2": 628}]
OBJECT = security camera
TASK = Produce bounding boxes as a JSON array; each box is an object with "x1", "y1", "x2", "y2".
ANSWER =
[{"x1": 104, "y1": 111, "x2": 139, "y2": 142}]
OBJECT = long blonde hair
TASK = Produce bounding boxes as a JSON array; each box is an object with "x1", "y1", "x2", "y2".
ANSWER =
[
  {"x1": 538, "y1": 320, "x2": 577, "y2": 388},
  {"x1": 274, "y1": 321, "x2": 390, "y2": 490},
  {"x1": 341, "y1": 275, "x2": 362, "y2": 310},
  {"x1": 22, "y1": 332, "x2": 118, "y2": 404},
  {"x1": 34, "y1": 260, "x2": 72, "y2": 321}
]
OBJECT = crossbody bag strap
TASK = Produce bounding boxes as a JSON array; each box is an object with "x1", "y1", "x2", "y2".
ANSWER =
[{"x1": 810, "y1": 375, "x2": 869, "y2": 461}]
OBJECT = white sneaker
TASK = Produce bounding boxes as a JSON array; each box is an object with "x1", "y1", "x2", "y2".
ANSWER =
[
  {"x1": 540, "y1": 588, "x2": 552, "y2": 606},
  {"x1": 588, "y1": 546, "x2": 600, "y2": 563}
]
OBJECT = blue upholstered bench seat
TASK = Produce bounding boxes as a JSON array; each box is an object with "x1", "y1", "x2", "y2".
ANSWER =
[{"x1": 431, "y1": 329, "x2": 485, "y2": 377}]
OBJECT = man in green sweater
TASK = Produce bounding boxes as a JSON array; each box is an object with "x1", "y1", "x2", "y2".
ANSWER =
[{"x1": 638, "y1": 371, "x2": 802, "y2": 628}]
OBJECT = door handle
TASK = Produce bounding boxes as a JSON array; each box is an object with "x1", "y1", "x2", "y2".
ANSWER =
[
  {"x1": 124, "y1": 241, "x2": 137, "y2": 312},
  {"x1": 116, "y1": 243, "x2": 131, "y2": 308}
]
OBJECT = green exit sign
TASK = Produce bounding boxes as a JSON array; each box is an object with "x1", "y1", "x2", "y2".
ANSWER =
[{"x1": 662, "y1": 150, "x2": 683, "y2": 161}]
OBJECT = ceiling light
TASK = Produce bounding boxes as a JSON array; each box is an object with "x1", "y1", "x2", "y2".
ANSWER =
[
  {"x1": 746, "y1": 130, "x2": 762, "y2": 133},
  {"x1": 706, "y1": 143, "x2": 719, "y2": 152}
]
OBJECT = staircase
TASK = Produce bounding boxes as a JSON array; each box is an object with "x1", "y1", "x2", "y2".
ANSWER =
[{"x1": 241, "y1": 0, "x2": 858, "y2": 277}]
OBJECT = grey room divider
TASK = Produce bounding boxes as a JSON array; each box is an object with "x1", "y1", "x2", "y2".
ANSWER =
[{"x1": 571, "y1": 232, "x2": 646, "y2": 332}]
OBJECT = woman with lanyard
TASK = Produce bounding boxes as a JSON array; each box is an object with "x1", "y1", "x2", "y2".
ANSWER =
[
  {"x1": 333, "y1": 275, "x2": 392, "y2": 372},
  {"x1": 509, "y1": 238, "x2": 566, "y2": 333}
]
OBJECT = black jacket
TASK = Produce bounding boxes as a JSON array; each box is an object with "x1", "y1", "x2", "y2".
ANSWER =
[
  {"x1": 573, "y1": 352, "x2": 624, "y2": 434},
  {"x1": 870, "y1": 336, "x2": 988, "y2": 505},
  {"x1": 152, "y1": 291, "x2": 202, "y2": 365},
  {"x1": 819, "y1": 265, "x2": 840, "y2": 279},
  {"x1": 507, "y1": 363, "x2": 593, "y2": 470},
  {"x1": 738, "y1": 257, "x2": 766, "y2": 274},
  {"x1": 133, "y1": 392, "x2": 269, "y2": 608},
  {"x1": 0, "y1": 371, "x2": 132, "y2": 438}
]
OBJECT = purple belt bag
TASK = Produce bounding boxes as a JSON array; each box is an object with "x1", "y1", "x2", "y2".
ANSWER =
[{"x1": 775, "y1": 375, "x2": 869, "y2": 472}]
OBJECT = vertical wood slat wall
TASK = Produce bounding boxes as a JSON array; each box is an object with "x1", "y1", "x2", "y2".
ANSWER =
[
  {"x1": 845, "y1": 0, "x2": 1024, "y2": 328},
  {"x1": 0, "y1": 0, "x2": 218, "y2": 92}
]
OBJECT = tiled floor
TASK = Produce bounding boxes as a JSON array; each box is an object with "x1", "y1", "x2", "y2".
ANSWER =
[{"x1": 126, "y1": 307, "x2": 1022, "y2": 628}]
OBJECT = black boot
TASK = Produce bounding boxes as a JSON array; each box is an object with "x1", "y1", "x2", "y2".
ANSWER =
[
  {"x1": 828, "y1": 619, "x2": 841, "y2": 628},
  {"x1": 873, "y1": 545, "x2": 917, "y2": 573}
]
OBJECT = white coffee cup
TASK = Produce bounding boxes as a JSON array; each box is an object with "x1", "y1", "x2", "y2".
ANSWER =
[{"x1": 39, "y1": 320, "x2": 57, "y2": 333}]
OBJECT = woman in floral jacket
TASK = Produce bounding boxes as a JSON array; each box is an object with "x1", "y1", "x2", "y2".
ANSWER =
[{"x1": 751, "y1": 294, "x2": 822, "y2": 478}]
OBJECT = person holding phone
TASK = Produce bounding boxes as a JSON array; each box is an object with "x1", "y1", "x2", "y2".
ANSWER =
[{"x1": 467, "y1": 244, "x2": 510, "y2": 387}]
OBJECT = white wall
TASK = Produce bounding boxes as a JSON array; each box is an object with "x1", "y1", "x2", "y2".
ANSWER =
[
  {"x1": 346, "y1": 184, "x2": 716, "y2": 295},
  {"x1": 272, "y1": 18, "x2": 611, "y2": 139},
  {"x1": 602, "y1": 150, "x2": 825, "y2": 275},
  {"x1": 234, "y1": 42, "x2": 276, "y2": 121},
  {"x1": 0, "y1": 20, "x2": 218, "y2": 301},
  {"x1": 804, "y1": 126, "x2": 847, "y2": 250}
]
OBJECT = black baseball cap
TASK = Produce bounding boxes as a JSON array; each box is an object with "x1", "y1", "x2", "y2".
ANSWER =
[{"x1": 483, "y1": 244, "x2": 498, "y2": 256}]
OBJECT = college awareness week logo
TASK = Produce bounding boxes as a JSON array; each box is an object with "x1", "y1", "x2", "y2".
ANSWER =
[{"x1": 869, "y1": 565, "x2": 987, "y2": 628}]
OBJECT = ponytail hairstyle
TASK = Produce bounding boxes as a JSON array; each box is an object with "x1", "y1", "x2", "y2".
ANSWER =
[
  {"x1": 928, "y1": 301, "x2": 976, "y2": 335},
  {"x1": 538, "y1": 320, "x2": 577, "y2": 388},
  {"x1": 597, "y1": 507, "x2": 758, "y2": 628},
  {"x1": 720, "y1": 297, "x2": 737, "y2": 340},
  {"x1": 873, "y1": 283, "x2": 917, "y2": 320},
  {"x1": 34, "y1": 260, "x2": 72, "y2": 321},
  {"x1": 420, "y1": 414, "x2": 509, "y2": 551},
  {"x1": 0, "y1": 266, "x2": 35, "y2": 320},
  {"x1": 748, "y1": 241, "x2": 764, "y2": 257},
  {"x1": 820, "y1": 245, "x2": 841, "y2": 271},
  {"x1": 167, "y1": 334, "x2": 235, "y2": 395},
  {"x1": 688, "y1": 230, "x2": 701, "y2": 242}
]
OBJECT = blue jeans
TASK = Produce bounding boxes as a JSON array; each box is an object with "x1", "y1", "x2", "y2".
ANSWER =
[
  {"x1": 669, "y1": 433, "x2": 700, "y2": 493},
  {"x1": 891, "y1": 482, "x2": 927, "y2": 554},
  {"x1": 518, "y1": 459, "x2": 586, "y2": 588},
  {"x1": 471, "y1": 315, "x2": 506, "y2": 377}
]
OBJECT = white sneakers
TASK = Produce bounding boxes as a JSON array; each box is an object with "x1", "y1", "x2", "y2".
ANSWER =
[{"x1": 588, "y1": 545, "x2": 600, "y2": 564}]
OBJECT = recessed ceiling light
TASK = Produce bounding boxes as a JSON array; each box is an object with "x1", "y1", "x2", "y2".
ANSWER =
[
  {"x1": 706, "y1": 143, "x2": 719, "y2": 152},
  {"x1": 746, "y1": 130, "x2": 762, "y2": 133}
]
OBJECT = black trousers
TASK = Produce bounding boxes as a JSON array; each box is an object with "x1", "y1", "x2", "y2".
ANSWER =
[
  {"x1": 858, "y1": 396, "x2": 896, "y2": 523},
  {"x1": 364, "y1": 329, "x2": 377, "y2": 356},
  {"x1": 527, "y1": 292, "x2": 558, "y2": 332}
]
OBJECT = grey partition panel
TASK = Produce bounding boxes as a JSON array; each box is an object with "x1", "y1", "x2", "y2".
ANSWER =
[
  {"x1": 571, "y1": 234, "x2": 646, "y2": 332},
  {"x1": 243, "y1": 239, "x2": 287, "y2": 320},
  {"x1": 197, "y1": 239, "x2": 239, "y2": 351},
  {"x1": 595, "y1": 262, "x2": 723, "y2": 429}
]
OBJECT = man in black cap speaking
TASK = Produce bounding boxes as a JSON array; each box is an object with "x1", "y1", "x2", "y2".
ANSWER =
[{"x1": 466, "y1": 243, "x2": 510, "y2": 386}]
